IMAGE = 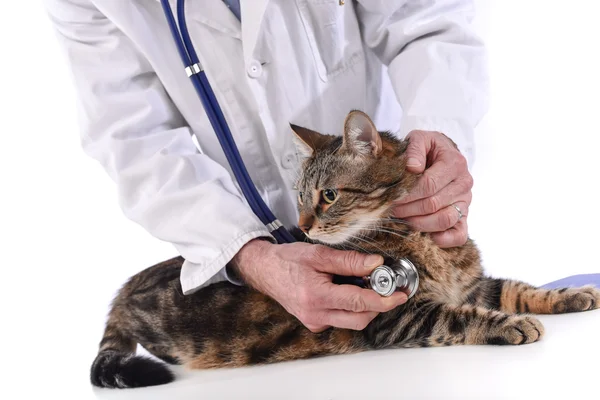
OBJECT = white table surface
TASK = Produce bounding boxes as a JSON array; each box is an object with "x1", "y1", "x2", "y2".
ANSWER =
[{"x1": 91, "y1": 309, "x2": 600, "y2": 400}]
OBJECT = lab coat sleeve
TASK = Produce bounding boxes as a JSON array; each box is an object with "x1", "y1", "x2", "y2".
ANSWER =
[
  {"x1": 44, "y1": 0, "x2": 273, "y2": 294},
  {"x1": 355, "y1": 0, "x2": 489, "y2": 165}
]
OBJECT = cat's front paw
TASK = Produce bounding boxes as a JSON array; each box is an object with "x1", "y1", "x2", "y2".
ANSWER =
[
  {"x1": 552, "y1": 286, "x2": 600, "y2": 313},
  {"x1": 486, "y1": 315, "x2": 544, "y2": 345}
]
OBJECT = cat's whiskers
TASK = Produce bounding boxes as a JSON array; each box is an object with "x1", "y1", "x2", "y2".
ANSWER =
[
  {"x1": 313, "y1": 226, "x2": 355, "y2": 245},
  {"x1": 333, "y1": 220, "x2": 399, "y2": 257},
  {"x1": 344, "y1": 215, "x2": 415, "y2": 239},
  {"x1": 359, "y1": 227, "x2": 417, "y2": 244},
  {"x1": 360, "y1": 225, "x2": 412, "y2": 236},
  {"x1": 346, "y1": 234, "x2": 394, "y2": 258},
  {"x1": 339, "y1": 239, "x2": 375, "y2": 256},
  {"x1": 356, "y1": 216, "x2": 414, "y2": 228}
]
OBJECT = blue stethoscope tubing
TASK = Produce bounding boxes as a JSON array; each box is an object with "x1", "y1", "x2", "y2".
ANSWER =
[
  {"x1": 160, "y1": 0, "x2": 296, "y2": 244},
  {"x1": 160, "y1": 0, "x2": 365, "y2": 287}
]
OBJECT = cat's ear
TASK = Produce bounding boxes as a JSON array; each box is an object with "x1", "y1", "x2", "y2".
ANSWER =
[
  {"x1": 290, "y1": 123, "x2": 328, "y2": 158},
  {"x1": 342, "y1": 110, "x2": 382, "y2": 157}
]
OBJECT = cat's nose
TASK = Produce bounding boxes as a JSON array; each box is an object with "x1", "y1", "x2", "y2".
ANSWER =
[{"x1": 298, "y1": 214, "x2": 315, "y2": 234}]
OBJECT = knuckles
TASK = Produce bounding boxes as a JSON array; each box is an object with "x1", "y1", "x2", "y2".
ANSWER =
[
  {"x1": 464, "y1": 191, "x2": 473, "y2": 206},
  {"x1": 453, "y1": 153, "x2": 468, "y2": 171},
  {"x1": 308, "y1": 244, "x2": 363, "y2": 276},
  {"x1": 464, "y1": 174, "x2": 474, "y2": 191},
  {"x1": 438, "y1": 208, "x2": 457, "y2": 230},
  {"x1": 458, "y1": 174, "x2": 474, "y2": 195},
  {"x1": 341, "y1": 251, "x2": 363, "y2": 275},
  {"x1": 423, "y1": 195, "x2": 442, "y2": 214},
  {"x1": 422, "y1": 174, "x2": 439, "y2": 197},
  {"x1": 348, "y1": 294, "x2": 367, "y2": 313}
]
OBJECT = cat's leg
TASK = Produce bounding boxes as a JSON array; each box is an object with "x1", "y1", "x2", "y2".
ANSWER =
[
  {"x1": 365, "y1": 302, "x2": 544, "y2": 348},
  {"x1": 467, "y1": 278, "x2": 600, "y2": 314}
]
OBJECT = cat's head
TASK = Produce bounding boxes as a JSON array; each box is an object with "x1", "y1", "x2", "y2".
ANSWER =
[{"x1": 290, "y1": 110, "x2": 417, "y2": 245}]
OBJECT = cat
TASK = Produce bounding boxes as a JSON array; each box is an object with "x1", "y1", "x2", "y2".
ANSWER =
[{"x1": 90, "y1": 110, "x2": 600, "y2": 389}]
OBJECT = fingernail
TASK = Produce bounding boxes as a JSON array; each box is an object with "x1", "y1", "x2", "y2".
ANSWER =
[
  {"x1": 364, "y1": 254, "x2": 383, "y2": 268},
  {"x1": 407, "y1": 158, "x2": 421, "y2": 168},
  {"x1": 383, "y1": 293, "x2": 407, "y2": 308},
  {"x1": 397, "y1": 293, "x2": 408, "y2": 304},
  {"x1": 384, "y1": 296, "x2": 400, "y2": 306}
]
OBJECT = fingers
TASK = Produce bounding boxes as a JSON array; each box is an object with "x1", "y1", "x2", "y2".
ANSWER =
[
  {"x1": 403, "y1": 131, "x2": 431, "y2": 173},
  {"x1": 328, "y1": 310, "x2": 379, "y2": 331},
  {"x1": 300, "y1": 284, "x2": 407, "y2": 332},
  {"x1": 403, "y1": 200, "x2": 468, "y2": 233},
  {"x1": 397, "y1": 149, "x2": 466, "y2": 205},
  {"x1": 394, "y1": 130, "x2": 472, "y2": 248},
  {"x1": 321, "y1": 284, "x2": 408, "y2": 313},
  {"x1": 304, "y1": 323, "x2": 330, "y2": 333},
  {"x1": 393, "y1": 178, "x2": 473, "y2": 219},
  {"x1": 430, "y1": 218, "x2": 469, "y2": 248},
  {"x1": 305, "y1": 289, "x2": 406, "y2": 331},
  {"x1": 310, "y1": 310, "x2": 380, "y2": 331},
  {"x1": 310, "y1": 246, "x2": 384, "y2": 277}
]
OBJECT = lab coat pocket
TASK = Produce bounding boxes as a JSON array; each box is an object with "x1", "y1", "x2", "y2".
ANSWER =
[{"x1": 295, "y1": 0, "x2": 363, "y2": 82}]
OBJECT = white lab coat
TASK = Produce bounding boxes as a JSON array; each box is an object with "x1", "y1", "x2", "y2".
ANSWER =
[{"x1": 44, "y1": 0, "x2": 488, "y2": 294}]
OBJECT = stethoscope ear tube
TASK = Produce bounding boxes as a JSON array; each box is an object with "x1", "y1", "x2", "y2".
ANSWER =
[{"x1": 160, "y1": 0, "x2": 295, "y2": 244}]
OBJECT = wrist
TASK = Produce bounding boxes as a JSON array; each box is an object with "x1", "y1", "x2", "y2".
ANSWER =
[{"x1": 230, "y1": 238, "x2": 274, "y2": 290}]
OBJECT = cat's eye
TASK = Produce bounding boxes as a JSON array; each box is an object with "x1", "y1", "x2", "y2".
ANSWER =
[
  {"x1": 298, "y1": 191, "x2": 304, "y2": 205},
  {"x1": 321, "y1": 189, "x2": 338, "y2": 204}
]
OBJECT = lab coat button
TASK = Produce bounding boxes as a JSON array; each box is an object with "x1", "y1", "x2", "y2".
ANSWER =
[{"x1": 247, "y1": 60, "x2": 263, "y2": 78}]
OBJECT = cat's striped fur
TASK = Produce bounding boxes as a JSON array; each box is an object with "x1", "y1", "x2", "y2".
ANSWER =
[{"x1": 91, "y1": 111, "x2": 600, "y2": 389}]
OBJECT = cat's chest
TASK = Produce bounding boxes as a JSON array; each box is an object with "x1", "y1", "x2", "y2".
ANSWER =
[
  {"x1": 418, "y1": 267, "x2": 475, "y2": 306},
  {"x1": 358, "y1": 232, "x2": 481, "y2": 305}
]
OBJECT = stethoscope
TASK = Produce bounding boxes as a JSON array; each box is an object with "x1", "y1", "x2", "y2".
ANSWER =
[{"x1": 159, "y1": 0, "x2": 418, "y2": 299}]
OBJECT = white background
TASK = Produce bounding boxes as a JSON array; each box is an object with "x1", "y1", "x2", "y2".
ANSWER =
[{"x1": 1, "y1": 1, "x2": 599, "y2": 399}]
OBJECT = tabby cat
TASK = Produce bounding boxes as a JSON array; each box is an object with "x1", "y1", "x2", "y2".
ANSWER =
[{"x1": 91, "y1": 110, "x2": 600, "y2": 389}]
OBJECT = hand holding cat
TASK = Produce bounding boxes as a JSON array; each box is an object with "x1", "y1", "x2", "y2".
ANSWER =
[
  {"x1": 231, "y1": 239, "x2": 408, "y2": 332},
  {"x1": 393, "y1": 130, "x2": 473, "y2": 248}
]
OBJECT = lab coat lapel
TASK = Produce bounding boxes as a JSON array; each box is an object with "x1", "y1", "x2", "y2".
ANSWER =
[
  {"x1": 240, "y1": 0, "x2": 270, "y2": 63},
  {"x1": 163, "y1": 0, "x2": 241, "y2": 39}
]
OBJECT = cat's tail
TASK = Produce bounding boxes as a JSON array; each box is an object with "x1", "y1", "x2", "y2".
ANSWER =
[{"x1": 90, "y1": 319, "x2": 174, "y2": 389}]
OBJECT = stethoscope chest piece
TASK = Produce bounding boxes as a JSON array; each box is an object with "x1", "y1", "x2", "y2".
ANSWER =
[{"x1": 366, "y1": 258, "x2": 419, "y2": 299}]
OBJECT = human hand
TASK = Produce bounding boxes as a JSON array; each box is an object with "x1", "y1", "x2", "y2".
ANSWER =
[
  {"x1": 231, "y1": 239, "x2": 408, "y2": 332},
  {"x1": 393, "y1": 130, "x2": 473, "y2": 248}
]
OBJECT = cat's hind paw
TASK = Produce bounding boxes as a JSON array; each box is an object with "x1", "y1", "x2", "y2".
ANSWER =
[
  {"x1": 552, "y1": 286, "x2": 600, "y2": 313},
  {"x1": 486, "y1": 315, "x2": 544, "y2": 345}
]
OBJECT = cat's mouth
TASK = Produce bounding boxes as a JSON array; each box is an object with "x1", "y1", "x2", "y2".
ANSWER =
[
  {"x1": 305, "y1": 220, "x2": 375, "y2": 245},
  {"x1": 305, "y1": 228, "x2": 353, "y2": 245},
  {"x1": 304, "y1": 207, "x2": 392, "y2": 245}
]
